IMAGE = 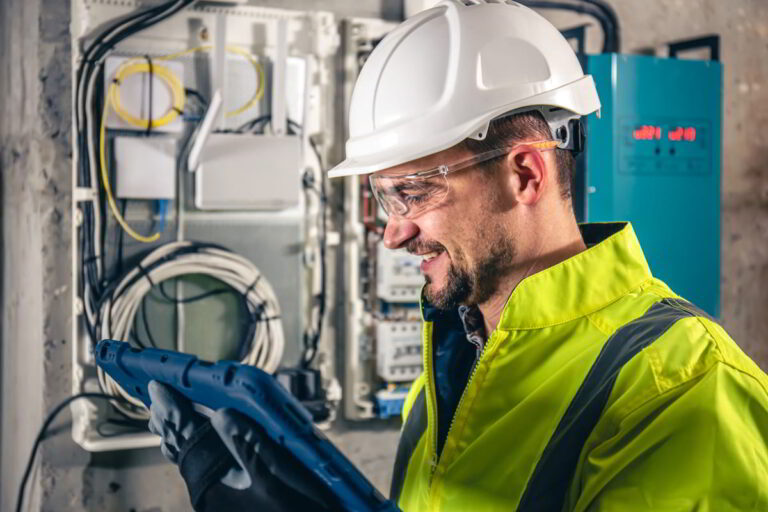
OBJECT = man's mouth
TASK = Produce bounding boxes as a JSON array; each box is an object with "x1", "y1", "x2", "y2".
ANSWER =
[
  {"x1": 419, "y1": 249, "x2": 448, "y2": 274},
  {"x1": 420, "y1": 251, "x2": 441, "y2": 262}
]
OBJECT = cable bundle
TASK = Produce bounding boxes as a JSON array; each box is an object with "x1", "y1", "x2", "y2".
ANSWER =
[{"x1": 98, "y1": 241, "x2": 285, "y2": 419}]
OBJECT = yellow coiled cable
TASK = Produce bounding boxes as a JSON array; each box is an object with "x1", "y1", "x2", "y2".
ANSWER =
[
  {"x1": 101, "y1": 46, "x2": 265, "y2": 243},
  {"x1": 109, "y1": 60, "x2": 187, "y2": 130}
]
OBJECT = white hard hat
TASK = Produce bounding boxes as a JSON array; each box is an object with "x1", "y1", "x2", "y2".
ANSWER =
[{"x1": 328, "y1": 0, "x2": 601, "y2": 178}]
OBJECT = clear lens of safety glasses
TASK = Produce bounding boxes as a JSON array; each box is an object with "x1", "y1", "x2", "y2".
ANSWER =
[
  {"x1": 369, "y1": 168, "x2": 450, "y2": 218},
  {"x1": 369, "y1": 140, "x2": 560, "y2": 218}
]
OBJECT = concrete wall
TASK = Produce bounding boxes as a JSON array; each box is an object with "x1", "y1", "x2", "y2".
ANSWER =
[
  {"x1": 0, "y1": 0, "x2": 86, "y2": 510},
  {"x1": 1, "y1": 0, "x2": 766, "y2": 511}
]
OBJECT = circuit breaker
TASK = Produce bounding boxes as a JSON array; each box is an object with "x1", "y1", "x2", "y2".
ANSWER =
[
  {"x1": 376, "y1": 244, "x2": 424, "y2": 302},
  {"x1": 376, "y1": 321, "x2": 423, "y2": 382}
]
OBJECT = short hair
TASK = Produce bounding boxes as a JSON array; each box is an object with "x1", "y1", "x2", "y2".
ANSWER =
[{"x1": 461, "y1": 110, "x2": 575, "y2": 201}]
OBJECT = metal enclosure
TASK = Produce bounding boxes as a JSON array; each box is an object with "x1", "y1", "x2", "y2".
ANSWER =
[
  {"x1": 70, "y1": 0, "x2": 340, "y2": 451},
  {"x1": 582, "y1": 53, "x2": 722, "y2": 317}
]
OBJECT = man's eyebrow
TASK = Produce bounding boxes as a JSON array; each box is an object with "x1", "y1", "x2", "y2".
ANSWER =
[
  {"x1": 390, "y1": 181, "x2": 417, "y2": 193},
  {"x1": 384, "y1": 171, "x2": 442, "y2": 186},
  {"x1": 388, "y1": 180, "x2": 440, "y2": 193}
]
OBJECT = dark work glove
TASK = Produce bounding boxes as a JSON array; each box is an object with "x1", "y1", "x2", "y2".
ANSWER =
[
  {"x1": 147, "y1": 380, "x2": 206, "y2": 463},
  {"x1": 198, "y1": 408, "x2": 340, "y2": 512},
  {"x1": 148, "y1": 381, "x2": 241, "y2": 507},
  {"x1": 147, "y1": 381, "x2": 338, "y2": 512}
]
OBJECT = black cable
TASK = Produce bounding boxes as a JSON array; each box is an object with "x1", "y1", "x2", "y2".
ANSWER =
[
  {"x1": 115, "y1": 199, "x2": 127, "y2": 278},
  {"x1": 577, "y1": 0, "x2": 620, "y2": 52},
  {"x1": 517, "y1": 0, "x2": 616, "y2": 53},
  {"x1": 145, "y1": 54, "x2": 154, "y2": 135},
  {"x1": 184, "y1": 88, "x2": 208, "y2": 108},
  {"x1": 76, "y1": 0, "x2": 196, "y2": 347},
  {"x1": 15, "y1": 393, "x2": 131, "y2": 512},
  {"x1": 234, "y1": 114, "x2": 271, "y2": 134},
  {"x1": 130, "y1": 313, "x2": 147, "y2": 349},
  {"x1": 140, "y1": 297, "x2": 158, "y2": 348},
  {"x1": 287, "y1": 119, "x2": 302, "y2": 136},
  {"x1": 302, "y1": 138, "x2": 327, "y2": 367},
  {"x1": 95, "y1": 68, "x2": 109, "y2": 292},
  {"x1": 229, "y1": 115, "x2": 303, "y2": 135},
  {"x1": 155, "y1": 279, "x2": 236, "y2": 304}
]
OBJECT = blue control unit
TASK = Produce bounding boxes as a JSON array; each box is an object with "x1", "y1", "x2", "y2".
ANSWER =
[
  {"x1": 373, "y1": 387, "x2": 410, "y2": 419},
  {"x1": 579, "y1": 53, "x2": 722, "y2": 316}
]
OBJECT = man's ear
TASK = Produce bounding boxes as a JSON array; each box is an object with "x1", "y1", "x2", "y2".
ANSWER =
[{"x1": 503, "y1": 145, "x2": 548, "y2": 206}]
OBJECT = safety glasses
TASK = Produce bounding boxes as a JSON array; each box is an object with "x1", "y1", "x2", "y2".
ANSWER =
[{"x1": 369, "y1": 140, "x2": 559, "y2": 218}]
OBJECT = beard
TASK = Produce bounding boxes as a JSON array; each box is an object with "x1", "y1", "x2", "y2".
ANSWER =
[{"x1": 422, "y1": 231, "x2": 517, "y2": 310}]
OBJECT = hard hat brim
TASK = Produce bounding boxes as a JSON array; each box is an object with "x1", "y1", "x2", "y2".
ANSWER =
[{"x1": 328, "y1": 75, "x2": 600, "y2": 178}]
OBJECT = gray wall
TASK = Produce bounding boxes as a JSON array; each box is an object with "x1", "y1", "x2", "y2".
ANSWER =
[
  {"x1": 1, "y1": 0, "x2": 85, "y2": 510},
  {"x1": 1, "y1": 0, "x2": 766, "y2": 510}
]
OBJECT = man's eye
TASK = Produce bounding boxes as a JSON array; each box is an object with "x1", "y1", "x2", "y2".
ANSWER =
[{"x1": 402, "y1": 192, "x2": 428, "y2": 205}]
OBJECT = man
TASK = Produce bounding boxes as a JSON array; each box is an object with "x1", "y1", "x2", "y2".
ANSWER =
[{"x1": 150, "y1": 1, "x2": 768, "y2": 511}]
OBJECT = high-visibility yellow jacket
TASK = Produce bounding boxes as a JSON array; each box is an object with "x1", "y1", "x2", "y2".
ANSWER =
[{"x1": 392, "y1": 222, "x2": 768, "y2": 512}]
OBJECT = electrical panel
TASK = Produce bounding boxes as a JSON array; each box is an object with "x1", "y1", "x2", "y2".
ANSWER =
[
  {"x1": 70, "y1": 0, "x2": 340, "y2": 451},
  {"x1": 339, "y1": 18, "x2": 429, "y2": 421}
]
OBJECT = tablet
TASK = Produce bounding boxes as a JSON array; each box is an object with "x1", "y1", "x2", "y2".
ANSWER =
[{"x1": 95, "y1": 339, "x2": 399, "y2": 512}]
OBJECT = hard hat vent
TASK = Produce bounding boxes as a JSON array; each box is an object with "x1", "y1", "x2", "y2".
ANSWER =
[
  {"x1": 373, "y1": 11, "x2": 450, "y2": 130},
  {"x1": 478, "y1": 38, "x2": 551, "y2": 89}
]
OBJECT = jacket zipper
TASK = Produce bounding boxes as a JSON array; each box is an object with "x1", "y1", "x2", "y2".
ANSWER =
[
  {"x1": 422, "y1": 320, "x2": 440, "y2": 485},
  {"x1": 427, "y1": 331, "x2": 492, "y2": 489}
]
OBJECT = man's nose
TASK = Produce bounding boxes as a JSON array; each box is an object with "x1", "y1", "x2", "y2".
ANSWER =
[{"x1": 383, "y1": 215, "x2": 419, "y2": 249}]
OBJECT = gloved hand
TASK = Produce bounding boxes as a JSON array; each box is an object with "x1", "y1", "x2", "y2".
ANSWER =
[
  {"x1": 202, "y1": 408, "x2": 340, "y2": 512},
  {"x1": 147, "y1": 380, "x2": 206, "y2": 463},
  {"x1": 147, "y1": 381, "x2": 338, "y2": 512},
  {"x1": 148, "y1": 381, "x2": 239, "y2": 509}
]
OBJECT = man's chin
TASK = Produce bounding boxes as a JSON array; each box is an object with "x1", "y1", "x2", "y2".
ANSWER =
[{"x1": 423, "y1": 273, "x2": 471, "y2": 310}]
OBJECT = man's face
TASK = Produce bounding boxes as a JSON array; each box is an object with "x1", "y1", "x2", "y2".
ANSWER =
[{"x1": 380, "y1": 147, "x2": 518, "y2": 310}]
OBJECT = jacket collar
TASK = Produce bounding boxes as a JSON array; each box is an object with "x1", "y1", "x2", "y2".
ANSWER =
[
  {"x1": 421, "y1": 222, "x2": 652, "y2": 329},
  {"x1": 497, "y1": 222, "x2": 652, "y2": 330}
]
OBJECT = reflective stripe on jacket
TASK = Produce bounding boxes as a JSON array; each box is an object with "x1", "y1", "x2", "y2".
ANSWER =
[{"x1": 392, "y1": 222, "x2": 768, "y2": 512}]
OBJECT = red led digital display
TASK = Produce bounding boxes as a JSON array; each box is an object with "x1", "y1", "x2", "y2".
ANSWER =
[
  {"x1": 632, "y1": 125, "x2": 697, "y2": 142},
  {"x1": 667, "y1": 126, "x2": 697, "y2": 142},
  {"x1": 633, "y1": 125, "x2": 662, "y2": 140}
]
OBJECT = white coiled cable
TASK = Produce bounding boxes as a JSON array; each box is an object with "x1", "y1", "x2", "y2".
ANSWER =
[{"x1": 97, "y1": 241, "x2": 285, "y2": 419}]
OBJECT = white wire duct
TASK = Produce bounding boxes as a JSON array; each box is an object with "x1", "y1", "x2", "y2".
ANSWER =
[{"x1": 97, "y1": 241, "x2": 285, "y2": 419}]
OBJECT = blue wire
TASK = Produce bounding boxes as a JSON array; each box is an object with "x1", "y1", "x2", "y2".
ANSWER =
[{"x1": 155, "y1": 199, "x2": 169, "y2": 233}]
